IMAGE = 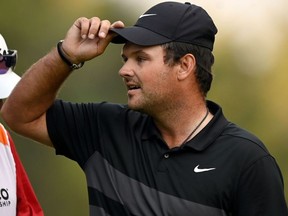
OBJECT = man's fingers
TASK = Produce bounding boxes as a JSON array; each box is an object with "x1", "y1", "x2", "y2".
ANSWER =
[
  {"x1": 74, "y1": 17, "x2": 93, "y2": 39},
  {"x1": 63, "y1": 17, "x2": 125, "y2": 61},
  {"x1": 111, "y1": 20, "x2": 125, "y2": 29},
  {"x1": 73, "y1": 17, "x2": 124, "y2": 40},
  {"x1": 96, "y1": 19, "x2": 111, "y2": 39},
  {"x1": 84, "y1": 17, "x2": 101, "y2": 39}
]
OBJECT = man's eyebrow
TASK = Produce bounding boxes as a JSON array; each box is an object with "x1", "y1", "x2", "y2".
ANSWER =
[{"x1": 121, "y1": 49, "x2": 148, "y2": 59}]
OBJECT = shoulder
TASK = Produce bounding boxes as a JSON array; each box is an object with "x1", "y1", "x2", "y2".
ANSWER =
[
  {"x1": 223, "y1": 122, "x2": 268, "y2": 152},
  {"x1": 208, "y1": 101, "x2": 269, "y2": 154},
  {"x1": 219, "y1": 122, "x2": 272, "y2": 169}
]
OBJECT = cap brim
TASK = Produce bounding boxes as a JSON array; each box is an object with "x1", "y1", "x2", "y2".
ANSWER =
[
  {"x1": 111, "y1": 26, "x2": 171, "y2": 46},
  {"x1": 0, "y1": 68, "x2": 21, "y2": 99}
]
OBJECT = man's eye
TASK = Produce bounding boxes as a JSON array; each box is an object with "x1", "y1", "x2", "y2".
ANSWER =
[{"x1": 136, "y1": 56, "x2": 146, "y2": 63}]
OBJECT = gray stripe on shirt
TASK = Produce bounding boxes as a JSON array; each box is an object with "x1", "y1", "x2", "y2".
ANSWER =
[{"x1": 85, "y1": 151, "x2": 226, "y2": 216}]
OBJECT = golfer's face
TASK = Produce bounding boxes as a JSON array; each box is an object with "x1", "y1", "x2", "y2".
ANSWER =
[{"x1": 119, "y1": 43, "x2": 178, "y2": 114}]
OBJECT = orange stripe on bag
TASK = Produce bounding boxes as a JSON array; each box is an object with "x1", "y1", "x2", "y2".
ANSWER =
[{"x1": 0, "y1": 124, "x2": 9, "y2": 145}]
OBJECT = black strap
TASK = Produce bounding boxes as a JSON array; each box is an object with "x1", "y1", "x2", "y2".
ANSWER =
[{"x1": 57, "y1": 40, "x2": 84, "y2": 70}]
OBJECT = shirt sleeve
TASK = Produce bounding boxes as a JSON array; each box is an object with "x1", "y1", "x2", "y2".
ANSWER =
[
  {"x1": 233, "y1": 155, "x2": 288, "y2": 216},
  {"x1": 9, "y1": 133, "x2": 44, "y2": 216},
  {"x1": 46, "y1": 100, "x2": 129, "y2": 168},
  {"x1": 46, "y1": 100, "x2": 100, "y2": 166}
]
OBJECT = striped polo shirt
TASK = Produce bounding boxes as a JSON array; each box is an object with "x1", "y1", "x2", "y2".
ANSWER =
[{"x1": 47, "y1": 100, "x2": 288, "y2": 216}]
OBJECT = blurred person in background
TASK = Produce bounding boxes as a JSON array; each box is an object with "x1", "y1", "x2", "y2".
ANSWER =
[
  {"x1": 1, "y1": 2, "x2": 287, "y2": 216},
  {"x1": 0, "y1": 34, "x2": 44, "y2": 216}
]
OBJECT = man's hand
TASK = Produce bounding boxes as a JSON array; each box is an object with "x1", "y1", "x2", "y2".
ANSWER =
[{"x1": 61, "y1": 17, "x2": 124, "y2": 64}]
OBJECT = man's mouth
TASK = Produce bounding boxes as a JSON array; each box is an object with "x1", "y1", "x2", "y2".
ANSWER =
[{"x1": 128, "y1": 85, "x2": 140, "y2": 90}]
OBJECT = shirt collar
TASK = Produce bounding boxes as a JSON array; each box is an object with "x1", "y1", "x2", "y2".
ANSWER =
[
  {"x1": 142, "y1": 100, "x2": 229, "y2": 151},
  {"x1": 183, "y1": 101, "x2": 229, "y2": 151}
]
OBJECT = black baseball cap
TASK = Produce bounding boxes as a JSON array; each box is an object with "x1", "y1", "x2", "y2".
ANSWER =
[{"x1": 111, "y1": 2, "x2": 218, "y2": 51}]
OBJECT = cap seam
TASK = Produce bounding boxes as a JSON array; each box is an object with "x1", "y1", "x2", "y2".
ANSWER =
[{"x1": 172, "y1": 6, "x2": 191, "y2": 41}]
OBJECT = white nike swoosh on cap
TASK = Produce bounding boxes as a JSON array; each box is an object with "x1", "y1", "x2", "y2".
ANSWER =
[
  {"x1": 194, "y1": 165, "x2": 216, "y2": 173},
  {"x1": 139, "y1": 14, "x2": 157, "y2": 19}
]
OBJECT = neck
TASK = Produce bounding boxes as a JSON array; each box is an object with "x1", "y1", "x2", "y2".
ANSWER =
[
  {"x1": 154, "y1": 101, "x2": 212, "y2": 149},
  {"x1": 180, "y1": 107, "x2": 209, "y2": 146}
]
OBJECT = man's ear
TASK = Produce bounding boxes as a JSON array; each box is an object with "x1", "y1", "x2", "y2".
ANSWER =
[{"x1": 177, "y1": 53, "x2": 196, "y2": 81}]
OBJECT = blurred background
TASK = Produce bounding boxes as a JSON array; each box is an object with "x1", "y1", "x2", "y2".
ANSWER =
[{"x1": 1, "y1": 0, "x2": 287, "y2": 215}]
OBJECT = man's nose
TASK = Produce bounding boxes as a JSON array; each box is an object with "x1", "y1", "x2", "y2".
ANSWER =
[{"x1": 119, "y1": 62, "x2": 134, "y2": 77}]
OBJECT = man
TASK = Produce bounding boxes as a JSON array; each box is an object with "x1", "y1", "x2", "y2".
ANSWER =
[
  {"x1": 1, "y1": 2, "x2": 287, "y2": 215},
  {"x1": 0, "y1": 34, "x2": 44, "y2": 215}
]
